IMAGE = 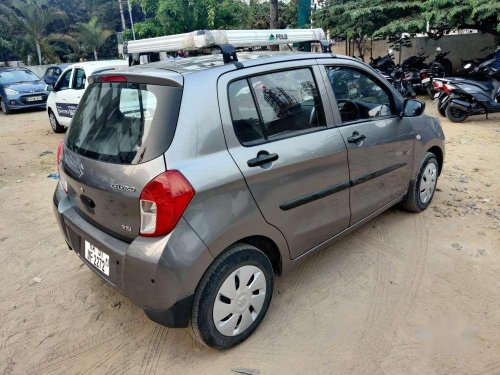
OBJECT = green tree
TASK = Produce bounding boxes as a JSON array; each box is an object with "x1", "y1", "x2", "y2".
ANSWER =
[
  {"x1": 74, "y1": 17, "x2": 113, "y2": 60},
  {"x1": 11, "y1": 0, "x2": 67, "y2": 64}
]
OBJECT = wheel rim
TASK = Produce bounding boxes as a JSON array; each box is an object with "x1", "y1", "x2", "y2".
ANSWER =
[
  {"x1": 419, "y1": 162, "x2": 437, "y2": 204},
  {"x1": 450, "y1": 107, "x2": 465, "y2": 118},
  {"x1": 49, "y1": 112, "x2": 57, "y2": 130},
  {"x1": 213, "y1": 265, "x2": 267, "y2": 337}
]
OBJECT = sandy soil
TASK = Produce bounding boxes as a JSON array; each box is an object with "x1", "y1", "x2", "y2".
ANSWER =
[{"x1": 0, "y1": 102, "x2": 499, "y2": 375}]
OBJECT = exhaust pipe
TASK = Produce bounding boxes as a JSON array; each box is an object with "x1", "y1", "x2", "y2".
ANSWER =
[{"x1": 449, "y1": 98, "x2": 472, "y2": 112}]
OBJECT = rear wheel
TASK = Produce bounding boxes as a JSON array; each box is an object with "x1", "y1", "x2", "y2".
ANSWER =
[
  {"x1": 49, "y1": 109, "x2": 65, "y2": 133},
  {"x1": 436, "y1": 96, "x2": 447, "y2": 117},
  {"x1": 0, "y1": 98, "x2": 11, "y2": 114},
  {"x1": 191, "y1": 243, "x2": 274, "y2": 349},
  {"x1": 401, "y1": 152, "x2": 439, "y2": 213},
  {"x1": 446, "y1": 105, "x2": 469, "y2": 123}
]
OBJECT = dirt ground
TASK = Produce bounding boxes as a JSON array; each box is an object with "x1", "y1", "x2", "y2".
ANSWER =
[{"x1": 0, "y1": 101, "x2": 499, "y2": 375}]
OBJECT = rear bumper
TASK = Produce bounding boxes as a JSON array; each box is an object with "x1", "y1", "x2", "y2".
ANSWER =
[{"x1": 53, "y1": 182, "x2": 213, "y2": 327}]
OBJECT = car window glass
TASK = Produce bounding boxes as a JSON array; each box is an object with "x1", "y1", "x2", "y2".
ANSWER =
[
  {"x1": 249, "y1": 69, "x2": 326, "y2": 140},
  {"x1": 58, "y1": 70, "x2": 72, "y2": 90},
  {"x1": 228, "y1": 80, "x2": 264, "y2": 145},
  {"x1": 325, "y1": 66, "x2": 394, "y2": 123},
  {"x1": 72, "y1": 68, "x2": 86, "y2": 90}
]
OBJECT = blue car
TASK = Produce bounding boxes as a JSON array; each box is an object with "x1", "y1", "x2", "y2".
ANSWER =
[
  {"x1": 41, "y1": 64, "x2": 71, "y2": 86},
  {"x1": 0, "y1": 67, "x2": 49, "y2": 114}
]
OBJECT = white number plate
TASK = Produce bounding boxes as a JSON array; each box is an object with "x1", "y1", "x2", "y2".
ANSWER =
[
  {"x1": 421, "y1": 77, "x2": 431, "y2": 83},
  {"x1": 26, "y1": 96, "x2": 43, "y2": 102},
  {"x1": 84, "y1": 241, "x2": 110, "y2": 276}
]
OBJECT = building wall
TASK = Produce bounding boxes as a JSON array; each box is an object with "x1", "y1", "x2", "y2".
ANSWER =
[{"x1": 330, "y1": 33, "x2": 498, "y2": 72}]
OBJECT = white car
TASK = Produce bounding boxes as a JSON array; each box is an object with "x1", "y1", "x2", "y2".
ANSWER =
[{"x1": 47, "y1": 60, "x2": 128, "y2": 133}]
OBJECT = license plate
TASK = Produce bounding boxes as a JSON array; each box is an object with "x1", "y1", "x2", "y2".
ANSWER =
[
  {"x1": 422, "y1": 77, "x2": 431, "y2": 83},
  {"x1": 84, "y1": 241, "x2": 110, "y2": 276},
  {"x1": 26, "y1": 96, "x2": 42, "y2": 102},
  {"x1": 434, "y1": 93, "x2": 440, "y2": 99}
]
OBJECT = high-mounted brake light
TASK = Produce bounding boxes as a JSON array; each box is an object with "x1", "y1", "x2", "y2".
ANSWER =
[
  {"x1": 100, "y1": 75, "x2": 127, "y2": 83},
  {"x1": 139, "y1": 171, "x2": 195, "y2": 237}
]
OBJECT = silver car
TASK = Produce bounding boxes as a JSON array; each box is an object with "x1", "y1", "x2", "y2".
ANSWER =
[{"x1": 53, "y1": 51, "x2": 444, "y2": 349}]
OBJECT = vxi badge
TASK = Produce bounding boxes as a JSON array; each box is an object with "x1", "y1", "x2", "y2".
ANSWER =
[{"x1": 111, "y1": 184, "x2": 136, "y2": 193}]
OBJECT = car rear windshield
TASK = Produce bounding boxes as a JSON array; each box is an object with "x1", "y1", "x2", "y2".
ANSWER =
[{"x1": 66, "y1": 82, "x2": 182, "y2": 165}]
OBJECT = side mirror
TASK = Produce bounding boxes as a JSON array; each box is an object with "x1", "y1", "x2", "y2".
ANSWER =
[
  {"x1": 46, "y1": 84, "x2": 54, "y2": 92},
  {"x1": 402, "y1": 99, "x2": 425, "y2": 117}
]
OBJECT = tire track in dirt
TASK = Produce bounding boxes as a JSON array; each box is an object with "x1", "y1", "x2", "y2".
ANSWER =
[
  {"x1": 25, "y1": 317, "x2": 148, "y2": 374},
  {"x1": 139, "y1": 325, "x2": 169, "y2": 375}
]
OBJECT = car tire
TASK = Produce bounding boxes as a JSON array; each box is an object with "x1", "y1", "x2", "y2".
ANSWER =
[
  {"x1": 446, "y1": 105, "x2": 468, "y2": 123},
  {"x1": 0, "y1": 98, "x2": 11, "y2": 115},
  {"x1": 190, "y1": 243, "x2": 274, "y2": 350},
  {"x1": 49, "y1": 109, "x2": 65, "y2": 133},
  {"x1": 401, "y1": 152, "x2": 439, "y2": 213}
]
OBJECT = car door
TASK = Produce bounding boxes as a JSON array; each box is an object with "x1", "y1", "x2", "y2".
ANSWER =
[
  {"x1": 66, "y1": 67, "x2": 86, "y2": 114},
  {"x1": 320, "y1": 61, "x2": 415, "y2": 225},
  {"x1": 53, "y1": 68, "x2": 73, "y2": 127},
  {"x1": 218, "y1": 61, "x2": 351, "y2": 259}
]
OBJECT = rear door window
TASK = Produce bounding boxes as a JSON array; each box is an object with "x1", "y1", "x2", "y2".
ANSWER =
[
  {"x1": 72, "y1": 68, "x2": 86, "y2": 90},
  {"x1": 65, "y1": 81, "x2": 182, "y2": 164},
  {"x1": 228, "y1": 68, "x2": 326, "y2": 145}
]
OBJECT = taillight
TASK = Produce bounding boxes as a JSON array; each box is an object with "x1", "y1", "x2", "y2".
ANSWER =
[
  {"x1": 433, "y1": 81, "x2": 443, "y2": 90},
  {"x1": 139, "y1": 171, "x2": 195, "y2": 237},
  {"x1": 420, "y1": 71, "x2": 428, "y2": 79},
  {"x1": 443, "y1": 83, "x2": 455, "y2": 94},
  {"x1": 56, "y1": 141, "x2": 63, "y2": 166}
]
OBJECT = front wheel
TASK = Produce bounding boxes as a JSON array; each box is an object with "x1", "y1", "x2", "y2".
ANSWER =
[
  {"x1": 401, "y1": 152, "x2": 439, "y2": 213},
  {"x1": 446, "y1": 105, "x2": 469, "y2": 123},
  {"x1": 190, "y1": 244, "x2": 274, "y2": 349},
  {"x1": 0, "y1": 98, "x2": 11, "y2": 115}
]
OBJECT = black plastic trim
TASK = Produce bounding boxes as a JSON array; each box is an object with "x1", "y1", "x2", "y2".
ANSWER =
[
  {"x1": 280, "y1": 181, "x2": 351, "y2": 211},
  {"x1": 350, "y1": 162, "x2": 407, "y2": 187},
  {"x1": 144, "y1": 294, "x2": 194, "y2": 328},
  {"x1": 279, "y1": 162, "x2": 407, "y2": 210}
]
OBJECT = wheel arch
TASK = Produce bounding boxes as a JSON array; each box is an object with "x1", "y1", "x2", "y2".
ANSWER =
[{"x1": 427, "y1": 145, "x2": 444, "y2": 175}]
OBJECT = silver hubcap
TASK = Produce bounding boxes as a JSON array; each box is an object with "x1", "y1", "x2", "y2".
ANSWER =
[
  {"x1": 213, "y1": 265, "x2": 266, "y2": 337},
  {"x1": 419, "y1": 162, "x2": 437, "y2": 204},
  {"x1": 49, "y1": 113, "x2": 57, "y2": 129}
]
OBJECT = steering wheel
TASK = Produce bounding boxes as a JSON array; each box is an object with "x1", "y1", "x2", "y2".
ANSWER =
[{"x1": 337, "y1": 99, "x2": 360, "y2": 122}]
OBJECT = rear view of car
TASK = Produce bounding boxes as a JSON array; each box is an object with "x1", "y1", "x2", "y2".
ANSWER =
[{"x1": 0, "y1": 68, "x2": 49, "y2": 114}]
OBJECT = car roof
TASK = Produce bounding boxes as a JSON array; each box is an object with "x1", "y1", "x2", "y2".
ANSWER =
[{"x1": 131, "y1": 51, "x2": 336, "y2": 74}]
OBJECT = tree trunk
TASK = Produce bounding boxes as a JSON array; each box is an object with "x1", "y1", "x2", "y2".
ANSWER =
[
  {"x1": 35, "y1": 40, "x2": 42, "y2": 65},
  {"x1": 270, "y1": 0, "x2": 278, "y2": 51},
  {"x1": 94, "y1": 48, "x2": 98, "y2": 61},
  {"x1": 118, "y1": 0, "x2": 127, "y2": 31}
]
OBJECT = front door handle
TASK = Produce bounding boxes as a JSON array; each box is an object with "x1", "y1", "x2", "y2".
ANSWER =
[
  {"x1": 347, "y1": 131, "x2": 366, "y2": 144},
  {"x1": 247, "y1": 151, "x2": 279, "y2": 168}
]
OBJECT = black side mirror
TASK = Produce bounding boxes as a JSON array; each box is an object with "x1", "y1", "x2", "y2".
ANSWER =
[{"x1": 402, "y1": 99, "x2": 425, "y2": 117}]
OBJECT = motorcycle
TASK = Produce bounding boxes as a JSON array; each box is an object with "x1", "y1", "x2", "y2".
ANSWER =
[
  {"x1": 429, "y1": 47, "x2": 452, "y2": 77},
  {"x1": 444, "y1": 61, "x2": 500, "y2": 122},
  {"x1": 391, "y1": 68, "x2": 416, "y2": 98},
  {"x1": 370, "y1": 49, "x2": 396, "y2": 75}
]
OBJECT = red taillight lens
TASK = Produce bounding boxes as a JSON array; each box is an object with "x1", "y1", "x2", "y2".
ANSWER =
[
  {"x1": 433, "y1": 81, "x2": 443, "y2": 90},
  {"x1": 443, "y1": 83, "x2": 454, "y2": 94},
  {"x1": 420, "y1": 71, "x2": 428, "y2": 79},
  {"x1": 100, "y1": 75, "x2": 127, "y2": 83},
  {"x1": 56, "y1": 141, "x2": 63, "y2": 167},
  {"x1": 139, "y1": 171, "x2": 195, "y2": 237}
]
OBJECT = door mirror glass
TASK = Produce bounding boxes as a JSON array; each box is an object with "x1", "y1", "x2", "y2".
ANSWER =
[{"x1": 403, "y1": 99, "x2": 425, "y2": 117}]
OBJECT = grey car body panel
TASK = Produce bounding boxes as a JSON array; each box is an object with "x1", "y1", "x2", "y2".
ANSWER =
[
  {"x1": 217, "y1": 61, "x2": 350, "y2": 259},
  {"x1": 54, "y1": 182, "x2": 213, "y2": 311},
  {"x1": 62, "y1": 149, "x2": 166, "y2": 241},
  {"x1": 53, "y1": 51, "x2": 445, "y2": 327}
]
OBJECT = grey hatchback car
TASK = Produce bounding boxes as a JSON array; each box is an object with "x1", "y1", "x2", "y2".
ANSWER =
[{"x1": 53, "y1": 51, "x2": 444, "y2": 349}]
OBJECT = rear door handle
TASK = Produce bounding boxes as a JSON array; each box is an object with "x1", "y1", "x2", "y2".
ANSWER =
[
  {"x1": 247, "y1": 151, "x2": 279, "y2": 168},
  {"x1": 347, "y1": 131, "x2": 366, "y2": 144}
]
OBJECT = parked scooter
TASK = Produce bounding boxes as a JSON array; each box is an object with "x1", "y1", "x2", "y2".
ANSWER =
[
  {"x1": 444, "y1": 60, "x2": 500, "y2": 122},
  {"x1": 429, "y1": 47, "x2": 452, "y2": 77},
  {"x1": 370, "y1": 49, "x2": 396, "y2": 74},
  {"x1": 391, "y1": 68, "x2": 416, "y2": 98}
]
